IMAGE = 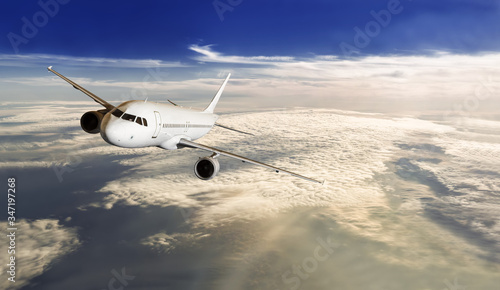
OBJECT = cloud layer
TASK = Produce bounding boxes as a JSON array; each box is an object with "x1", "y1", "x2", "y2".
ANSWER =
[
  {"x1": 1, "y1": 48, "x2": 498, "y2": 115},
  {"x1": 0, "y1": 54, "x2": 187, "y2": 68},
  {"x1": 0, "y1": 219, "x2": 80, "y2": 290},
  {"x1": 1, "y1": 103, "x2": 499, "y2": 289}
]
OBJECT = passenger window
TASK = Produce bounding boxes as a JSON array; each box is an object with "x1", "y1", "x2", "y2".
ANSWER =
[
  {"x1": 143, "y1": 118, "x2": 148, "y2": 127},
  {"x1": 122, "y1": 113, "x2": 136, "y2": 122},
  {"x1": 136, "y1": 117, "x2": 143, "y2": 125},
  {"x1": 111, "y1": 108, "x2": 124, "y2": 118}
]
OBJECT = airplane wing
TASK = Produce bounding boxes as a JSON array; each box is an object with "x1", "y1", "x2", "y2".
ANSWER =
[
  {"x1": 178, "y1": 138, "x2": 324, "y2": 184},
  {"x1": 215, "y1": 123, "x2": 255, "y2": 136},
  {"x1": 48, "y1": 66, "x2": 115, "y2": 111}
]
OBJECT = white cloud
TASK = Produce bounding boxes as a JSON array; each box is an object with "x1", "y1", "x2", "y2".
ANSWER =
[
  {"x1": 187, "y1": 45, "x2": 500, "y2": 111},
  {"x1": 88, "y1": 109, "x2": 452, "y2": 216},
  {"x1": 2, "y1": 47, "x2": 498, "y2": 113},
  {"x1": 140, "y1": 232, "x2": 207, "y2": 254},
  {"x1": 60, "y1": 107, "x2": 496, "y2": 271},
  {"x1": 1, "y1": 102, "x2": 500, "y2": 279},
  {"x1": 0, "y1": 219, "x2": 80, "y2": 290},
  {"x1": 0, "y1": 53, "x2": 188, "y2": 68},
  {"x1": 189, "y1": 44, "x2": 295, "y2": 64}
]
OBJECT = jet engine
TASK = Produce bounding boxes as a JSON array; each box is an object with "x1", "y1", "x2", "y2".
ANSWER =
[
  {"x1": 194, "y1": 156, "x2": 220, "y2": 180},
  {"x1": 80, "y1": 110, "x2": 105, "y2": 134}
]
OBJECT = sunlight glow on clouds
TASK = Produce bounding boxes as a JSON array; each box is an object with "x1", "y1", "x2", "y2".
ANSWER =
[
  {"x1": 187, "y1": 45, "x2": 500, "y2": 108},
  {"x1": 2, "y1": 103, "x2": 499, "y2": 288},
  {"x1": 1, "y1": 47, "x2": 498, "y2": 113},
  {"x1": 91, "y1": 110, "x2": 452, "y2": 214}
]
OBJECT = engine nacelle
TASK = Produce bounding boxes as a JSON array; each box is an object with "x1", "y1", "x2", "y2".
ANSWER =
[
  {"x1": 80, "y1": 111, "x2": 104, "y2": 134},
  {"x1": 194, "y1": 157, "x2": 220, "y2": 180}
]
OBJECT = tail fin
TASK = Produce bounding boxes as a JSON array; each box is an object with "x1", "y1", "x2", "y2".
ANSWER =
[{"x1": 203, "y1": 73, "x2": 231, "y2": 113}]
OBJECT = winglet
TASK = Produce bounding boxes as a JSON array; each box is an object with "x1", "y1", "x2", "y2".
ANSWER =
[
  {"x1": 48, "y1": 66, "x2": 53, "y2": 71},
  {"x1": 203, "y1": 73, "x2": 231, "y2": 113}
]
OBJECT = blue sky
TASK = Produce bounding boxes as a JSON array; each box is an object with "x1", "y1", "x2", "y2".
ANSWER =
[
  {"x1": 2, "y1": 0, "x2": 499, "y2": 58},
  {"x1": 0, "y1": 0, "x2": 499, "y2": 112}
]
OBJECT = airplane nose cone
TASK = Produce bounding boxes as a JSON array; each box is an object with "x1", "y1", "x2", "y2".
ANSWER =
[{"x1": 101, "y1": 119, "x2": 126, "y2": 146}]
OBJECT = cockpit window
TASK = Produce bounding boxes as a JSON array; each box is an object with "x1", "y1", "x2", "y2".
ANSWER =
[
  {"x1": 122, "y1": 113, "x2": 136, "y2": 122},
  {"x1": 111, "y1": 108, "x2": 124, "y2": 118},
  {"x1": 118, "y1": 112, "x2": 148, "y2": 127}
]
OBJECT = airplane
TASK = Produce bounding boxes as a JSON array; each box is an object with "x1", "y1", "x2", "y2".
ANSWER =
[{"x1": 48, "y1": 66, "x2": 323, "y2": 184}]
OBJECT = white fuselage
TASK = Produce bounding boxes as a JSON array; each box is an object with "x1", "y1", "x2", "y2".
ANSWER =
[{"x1": 100, "y1": 100, "x2": 218, "y2": 150}]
